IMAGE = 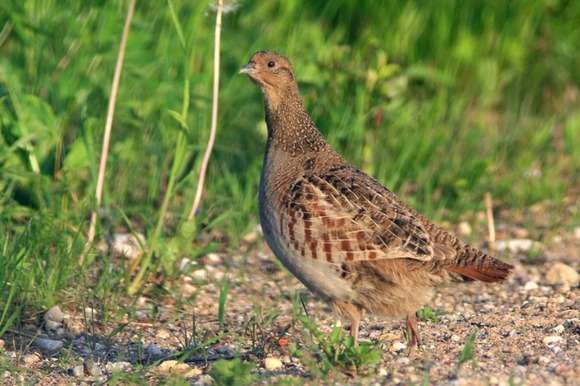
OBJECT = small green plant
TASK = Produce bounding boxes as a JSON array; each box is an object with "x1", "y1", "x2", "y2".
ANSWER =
[
  {"x1": 457, "y1": 332, "x2": 477, "y2": 367},
  {"x1": 218, "y1": 278, "x2": 230, "y2": 330},
  {"x1": 291, "y1": 294, "x2": 380, "y2": 375},
  {"x1": 210, "y1": 358, "x2": 255, "y2": 386},
  {"x1": 417, "y1": 306, "x2": 446, "y2": 323}
]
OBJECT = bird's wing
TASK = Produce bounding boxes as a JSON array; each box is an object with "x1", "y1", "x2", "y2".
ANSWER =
[{"x1": 278, "y1": 165, "x2": 455, "y2": 265}]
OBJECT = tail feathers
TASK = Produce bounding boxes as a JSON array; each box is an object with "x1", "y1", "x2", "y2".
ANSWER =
[
  {"x1": 446, "y1": 249, "x2": 514, "y2": 283},
  {"x1": 447, "y1": 262, "x2": 513, "y2": 283}
]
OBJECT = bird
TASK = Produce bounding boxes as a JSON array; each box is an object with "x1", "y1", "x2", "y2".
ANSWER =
[{"x1": 240, "y1": 51, "x2": 513, "y2": 349}]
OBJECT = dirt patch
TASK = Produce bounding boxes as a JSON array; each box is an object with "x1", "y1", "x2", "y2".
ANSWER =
[{"x1": 1, "y1": 219, "x2": 578, "y2": 385}]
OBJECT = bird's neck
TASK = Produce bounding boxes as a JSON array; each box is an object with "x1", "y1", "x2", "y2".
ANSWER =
[{"x1": 263, "y1": 86, "x2": 325, "y2": 156}]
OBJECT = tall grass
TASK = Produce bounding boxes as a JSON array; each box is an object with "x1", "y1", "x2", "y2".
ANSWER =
[
  {"x1": 0, "y1": 216, "x2": 83, "y2": 334},
  {"x1": 0, "y1": 0, "x2": 578, "y2": 331}
]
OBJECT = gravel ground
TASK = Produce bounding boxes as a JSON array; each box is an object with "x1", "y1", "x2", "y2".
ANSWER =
[{"x1": 1, "y1": 212, "x2": 578, "y2": 385}]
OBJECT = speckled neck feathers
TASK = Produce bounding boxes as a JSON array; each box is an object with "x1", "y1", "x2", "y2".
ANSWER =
[{"x1": 263, "y1": 85, "x2": 326, "y2": 156}]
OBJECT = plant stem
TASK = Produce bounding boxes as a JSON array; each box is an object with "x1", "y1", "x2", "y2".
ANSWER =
[
  {"x1": 187, "y1": 0, "x2": 224, "y2": 221},
  {"x1": 83, "y1": 0, "x2": 136, "y2": 264}
]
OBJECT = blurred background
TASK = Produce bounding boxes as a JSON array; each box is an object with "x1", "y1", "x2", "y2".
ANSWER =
[{"x1": 0, "y1": 0, "x2": 578, "y2": 333}]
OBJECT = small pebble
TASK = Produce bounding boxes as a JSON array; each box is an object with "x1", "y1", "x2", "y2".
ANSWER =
[
  {"x1": 457, "y1": 222, "x2": 472, "y2": 236},
  {"x1": 179, "y1": 258, "x2": 192, "y2": 272},
  {"x1": 391, "y1": 341, "x2": 407, "y2": 353},
  {"x1": 192, "y1": 269, "x2": 208, "y2": 281},
  {"x1": 194, "y1": 374, "x2": 214, "y2": 386},
  {"x1": 523, "y1": 281, "x2": 538, "y2": 291},
  {"x1": 23, "y1": 353, "x2": 41, "y2": 366},
  {"x1": 204, "y1": 253, "x2": 222, "y2": 265},
  {"x1": 542, "y1": 335, "x2": 564, "y2": 346},
  {"x1": 144, "y1": 344, "x2": 166, "y2": 360},
  {"x1": 157, "y1": 360, "x2": 194, "y2": 375},
  {"x1": 106, "y1": 361, "x2": 132, "y2": 373},
  {"x1": 215, "y1": 344, "x2": 235, "y2": 357},
  {"x1": 83, "y1": 307, "x2": 98, "y2": 320},
  {"x1": 157, "y1": 329, "x2": 171, "y2": 339},
  {"x1": 185, "y1": 367, "x2": 203, "y2": 377},
  {"x1": 44, "y1": 305, "x2": 65, "y2": 324},
  {"x1": 546, "y1": 263, "x2": 579, "y2": 287},
  {"x1": 495, "y1": 239, "x2": 541, "y2": 253},
  {"x1": 84, "y1": 359, "x2": 102, "y2": 377},
  {"x1": 111, "y1": 233, "x2": 145, "y2": 259},
  {"x1": 264, "y1": 357, "x2": 283, "y2": 371},
  {"x1": 243, "y1": 231, "x2": 259, "y2": 243},
  {"x1": 34, "y1": 338, "x2": 63, "y2": 353},
  {"x1": 396, "y1": 357, "x2": 410, "y2": 366},
  {"x1": 71, "y1": 365, "x2": 84, "y2": 377}
]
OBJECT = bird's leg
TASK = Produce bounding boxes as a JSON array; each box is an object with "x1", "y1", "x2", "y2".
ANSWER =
[
  {"x1": 350, "y1": 316, "x2": 360, "y2": 347},
  {"x1": 405, "y1": 313, "x2": 421, "y2": 353},
  {"x1": 333, "y1": 301, "x2": 362, "y2": 346}
]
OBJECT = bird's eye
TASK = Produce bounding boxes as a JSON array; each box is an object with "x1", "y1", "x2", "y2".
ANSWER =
[{"x1": 267, "y1": 61, "x2": 276, "y2": 68}]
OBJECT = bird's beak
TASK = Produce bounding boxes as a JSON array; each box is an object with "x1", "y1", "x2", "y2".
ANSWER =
[{"x1": 239, "y1": 63, "x2": 255, "y2": 75}]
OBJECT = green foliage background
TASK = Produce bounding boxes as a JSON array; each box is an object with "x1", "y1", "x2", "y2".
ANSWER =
[{"x1": 0, "y1": 0, "x2": 578, "y2": 331}]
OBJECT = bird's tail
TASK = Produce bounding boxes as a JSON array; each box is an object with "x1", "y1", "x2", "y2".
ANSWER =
[{"x1": 445, "y1": 245, "x2": 513, "y2": 283}]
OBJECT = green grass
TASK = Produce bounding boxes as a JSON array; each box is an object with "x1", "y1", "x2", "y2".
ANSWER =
[
  {"x1": 417, "y1": 306, "x2": 446, "y2": 323},
  {"x1": 210, "y1": 358, "x2": 256, "y2": 386},
  {"x1": 457, "y1": 332, "x2": 477, "y2": 368},
  {"x1": 290, "y1": 294, "x2": 381, "y2": 376},
  {"x1": 0, "y1": 0, "x2": 579, "y2": 333}
]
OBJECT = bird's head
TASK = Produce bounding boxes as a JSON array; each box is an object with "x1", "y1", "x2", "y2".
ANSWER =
[{"x1": 240, "y1": 51, "x2": 297, "y2": 106}]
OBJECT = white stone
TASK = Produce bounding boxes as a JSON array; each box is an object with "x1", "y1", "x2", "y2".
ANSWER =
[
  {"x1": 112, "y1": 233, "x2": 145, "y2": 260},
  {"x1": 83, "y1": 307, "x2": 98, "y2": 320},
  {"x1": 44, "y1": 306, "x2": 65, "y2": 324},
  {"x1": 179, "y1": 258, "x2": 192, "y2": 271},
  {"x1": 23, "y1": 353, "x2": 41, "y2": 366},
  {"x1": 264, "y1": 357, "x2": 283, "y2": 371},
  {"x1": 391, "y1": 341, "x2": 407, "y2": 352},
  {"x1": 106, "y1": 361, "x2": 132, "y2": 373},
  {"x1": 185, "y1": 367, "x2": 202, "y2": 377},
  {"x1": 157, "y1": 329, "x2": 171, "y2": 339},
  {"x1": 205, "y1": 253, "x2": 222, "y2": 264},
  {"x1": 457, "y1": 222, "x2": 472, "y2": 236},
  {"x1": 495, "y1": 239, "x2": 542, "y2": 253},
  {"x1": 45, "y1": 320, "x2": 62, "y2": 331},
  {"x1": 546, "y1": 263, "x2": 579, "y2": 287},
  {"x1": 523, "y1": 281, "x2": 539, "y2": 291},
  {"x1": 543, "y1": 335, "x2": 564, "y2": 346},
  {"x1": 192, "y1": 269, "x2": 207, "y2": 281},
  {"x1": 552, "y1": 325, "x2": 565, "y2": 334},
  {"x1": 71, "y1": 365, "x2": 84, "y2": 377},
  {"x1": 157, "y1": 360, "x2": 192, "y2": 375},
  {"x1": 396, "y1": 357, "x2": 410, "y2": 365},
  {"x1": 194, "y1": 374, "x2": 214, "y2": 386}
]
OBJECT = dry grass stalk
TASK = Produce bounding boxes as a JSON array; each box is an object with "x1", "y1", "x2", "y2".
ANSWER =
[
  {"x1": 83, "y1": 0, "x2": 137, "y2": 264},
  {"x1": 187, "y1": 0, "x2": 224, "y2": 221},
  {"x1": 484, "y1": 192, "x2": 496, "y2": 253}
]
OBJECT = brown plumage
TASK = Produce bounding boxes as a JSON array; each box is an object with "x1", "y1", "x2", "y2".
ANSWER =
[{"x1": 240, "y1": 51, "x2": 513, "y2": 348}]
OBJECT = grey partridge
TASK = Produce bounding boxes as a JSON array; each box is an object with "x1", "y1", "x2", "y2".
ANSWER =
[{"x1": 240, "y1": 51, "x2": 513, "y2": 348}]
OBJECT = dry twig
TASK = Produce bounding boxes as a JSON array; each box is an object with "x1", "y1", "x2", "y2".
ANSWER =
[
  {"x1": 83, "y1": 0, "x2": 136, "y2": 264},
  {"x1": 187, "y1": 0, "x2": 224, "y2": 221},
  {"x1": 484, "y1": 192, "x2": 496, "y2": 254}
]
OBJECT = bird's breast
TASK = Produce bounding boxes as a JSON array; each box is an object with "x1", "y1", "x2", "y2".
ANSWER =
[{"x1": 258, "y1": 151, "x2": 354, "y2": 301}]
